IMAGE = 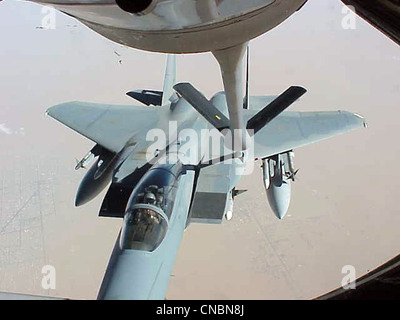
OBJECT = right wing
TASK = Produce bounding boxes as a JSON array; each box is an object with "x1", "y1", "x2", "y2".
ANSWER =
[
  {"x1": 248, "y1": 95, "x2": 278, "y2": 111},
  {"x1": 46, "y1": 102, "x2": 160, "y2": 153},
  {"x1": 247, "y1": 110, "x2": 367, "y2": 159}
]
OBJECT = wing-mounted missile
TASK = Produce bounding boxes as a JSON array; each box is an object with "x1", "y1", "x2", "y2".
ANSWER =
[
  {"x1": 262, "y1": 151, "x2": 298, "y2": 220},
  {"x1": 224, "y1": 188, "x2": 247, "y2": 221},
  {"x1": 75, "y1": 144, "x2": 102, "y2": 170},
  {"x1": 75, "y1": 145, "x2": 118, "y2": 207},
  {"x1": 262, "y1": 158, "x2": 270, "y2": 189},
  {"x1": 282, "y1": 150, "x2": 299, "y2": 181}
]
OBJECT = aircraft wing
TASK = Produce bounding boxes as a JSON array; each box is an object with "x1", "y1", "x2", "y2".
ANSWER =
[
  {"x1": 46, "y1": 102, "x2": 160, "y2": 153},
  {"x1": 246, "y1": 110, "x2": 367, "y2": 159}
]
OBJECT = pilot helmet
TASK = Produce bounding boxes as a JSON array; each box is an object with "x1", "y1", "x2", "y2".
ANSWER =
[{"x1": 144, "y1": 191, "x2": 156, "y2": 205}]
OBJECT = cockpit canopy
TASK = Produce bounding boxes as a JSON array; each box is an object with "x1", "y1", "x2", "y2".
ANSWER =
[
  {"x1": 120, "y1": 204, "x2": 168, "y2": 252},
  {"x1": 120, "y1": 163, "x2": 182, "y2": 252}
]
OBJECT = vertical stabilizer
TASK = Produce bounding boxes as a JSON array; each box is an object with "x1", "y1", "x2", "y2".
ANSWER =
[{"x1": 162, "y1": 55, "x2": 177, "y2": 106}]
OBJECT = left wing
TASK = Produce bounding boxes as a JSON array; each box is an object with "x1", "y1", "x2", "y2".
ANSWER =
[
  {"x1": 46, "y1": 102, "x2": 160, "y2": 153},
  {"x1": 246, "y1": 110, "x2": 367, "y2": 159}
]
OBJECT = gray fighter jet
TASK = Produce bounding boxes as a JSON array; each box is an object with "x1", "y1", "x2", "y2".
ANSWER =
[{"x1": 44, "y1": 55, "x2": 363, "y2": 299}]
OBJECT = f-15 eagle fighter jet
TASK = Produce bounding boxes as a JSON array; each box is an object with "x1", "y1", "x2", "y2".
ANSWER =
[{"x1": 43, "y1": 56, "x2": 365, "y2": 299}]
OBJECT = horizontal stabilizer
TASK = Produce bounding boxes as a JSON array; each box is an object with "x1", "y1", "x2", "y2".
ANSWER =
[
  {"x1": 247, "y1": 86, "x2": 307, "y2": 134},
  {"x1": 126, "y1": 90, "x2": 163, "y2": 106},
  {"x1": 174, "y1": 82, "x2": 230, "y2": 131}
]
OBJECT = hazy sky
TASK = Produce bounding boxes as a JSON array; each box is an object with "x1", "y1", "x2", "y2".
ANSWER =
[{"x1": 0, "y1": 0, "x2": 399, "y2": 299}]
